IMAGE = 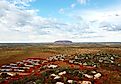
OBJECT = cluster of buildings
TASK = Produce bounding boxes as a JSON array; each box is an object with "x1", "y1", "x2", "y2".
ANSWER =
[
  {"x1": 41, "y1": 64, "x2": 58, "y2": 70},
  {"x1": 0, "y1": 58, "x2": 43, "y2": 77},
  {"x1": 0, "y1": 54, "x2": 67, "y2": 79},
  {"x1": 47, "y1": 54, "x2": 66, "y2": 61},
  {"x1": 39, "y1": 54, "x2": 103, "y2": 84},
  {"x1": 68, "y1": 55, "x2": 98, "y2": 68},
  {"x1": 44, "y1": 68, "x2": 102, "y2": 84},
  {"x1": 68, "y1": 53, "x2": 120, "y2": 68},
  {"x1": 0, "y1": 53, "x2": 106, "y2": 84}
]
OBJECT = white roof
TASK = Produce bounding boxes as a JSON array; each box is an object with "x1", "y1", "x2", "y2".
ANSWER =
[
  {"x1": 50, "y1": 74, "x2": 57, "y2": 77},
  {"x1": 48, "y1": 65, "x2": 58, "y2": 68},
  {"x1": 67, "y1": 80, "x2": 73, "y2": 83},
  {"x1": 54, "y1": 75, "x2": 61, "y2": 79},
  {"x1": 81, "y1": 81, "x2": 92, "y2": 84},
  {"x1": 58, "y1": 71, "x2": 66, "y2": 76},
  {"x1": 0, "y1": 69, "x2": 12, "y2": 72},
  {"x1": 84, "y1": 74, "x2": 93, "y2": 79},
  {"x1": 56, "y1": 82, "x2": 64, "y2": 84},
  {"x1": 91, "y1": 71, "x2": 97, "y2": 74},
  {"x1": 94, "y1": 73, "x2": 101, "y2": 79},
  {"x1": 24, "y1": 64, "x2": 34, "y2": 67},
  {"x1": 7, "y1": 72, "x2": 16, "y2": 76}
]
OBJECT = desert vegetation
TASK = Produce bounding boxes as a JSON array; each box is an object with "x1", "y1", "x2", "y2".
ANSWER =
[{"x1": 0, "y1": 43, "x2": 121, "y2": 84}]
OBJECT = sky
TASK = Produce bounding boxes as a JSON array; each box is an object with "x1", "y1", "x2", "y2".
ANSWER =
[{"x1": 0, "y1": 0, "x2": 121, "y2": 43}]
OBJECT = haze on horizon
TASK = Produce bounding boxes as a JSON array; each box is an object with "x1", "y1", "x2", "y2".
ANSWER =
[{"x1": 0, "y1": 0, "x2": 121, "y2": 43}]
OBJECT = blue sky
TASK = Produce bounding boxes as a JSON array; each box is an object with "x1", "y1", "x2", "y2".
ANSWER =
[
  {"x1": 30, "y1": 0, "x2": 120, "y2": 18},
  {"x1": 0, "y1": 0, "x2": 121, "y2": 42}
]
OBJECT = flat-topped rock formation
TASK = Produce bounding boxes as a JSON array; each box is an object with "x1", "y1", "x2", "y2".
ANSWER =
[{"x1": 54, "y1": 40, "x2": 73, "y2": 44}]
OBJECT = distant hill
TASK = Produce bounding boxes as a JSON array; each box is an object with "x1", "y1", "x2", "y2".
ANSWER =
[{"x1": 54, "y1": 40, "x2": 73, "y2": 44}]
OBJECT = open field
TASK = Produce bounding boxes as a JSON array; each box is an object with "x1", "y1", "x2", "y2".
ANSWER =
[
  {"x1": 0, "y1": 43, "x2": 121, "y2": 84},
  {"x1": 0, "y1": 43, "x2": 121, "y2": 66}
]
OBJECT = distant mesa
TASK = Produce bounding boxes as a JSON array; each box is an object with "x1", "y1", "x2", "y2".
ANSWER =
[{"x1": 54, "y1": 40, "x2": 73, "y2": 44}]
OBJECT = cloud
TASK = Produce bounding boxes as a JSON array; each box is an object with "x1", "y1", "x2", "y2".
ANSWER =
[
  {"x1": 0, "y1": 0, "x2": 96, "y2": 42},
  {"x1": 68, "y1": 6, "x2": 121, "y2": 41},
  {"x1": 0, "y1": 0, "x2": 38, "y2": 42},
  {"x1": 9, "y1": 0, "x2": 35, "y2": 7},
  {"x1": 0, "y1": 0, "x2": 121, "y2": 42},
  {"x1": 77, "y1": 0, "x2": 89, "y2": 4},
  {"x1": 75, "y1": 9, "x2": 121, "y2": 31},
  {"x1": 71, "y1": 3, "x2": 76, "y2": 8},
  {"x1": 100, "y1": 23, "x2": 121, "y2": 31},
  {"x1": 59, "y1": 8, "x2": 65, "y2": 14}
]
